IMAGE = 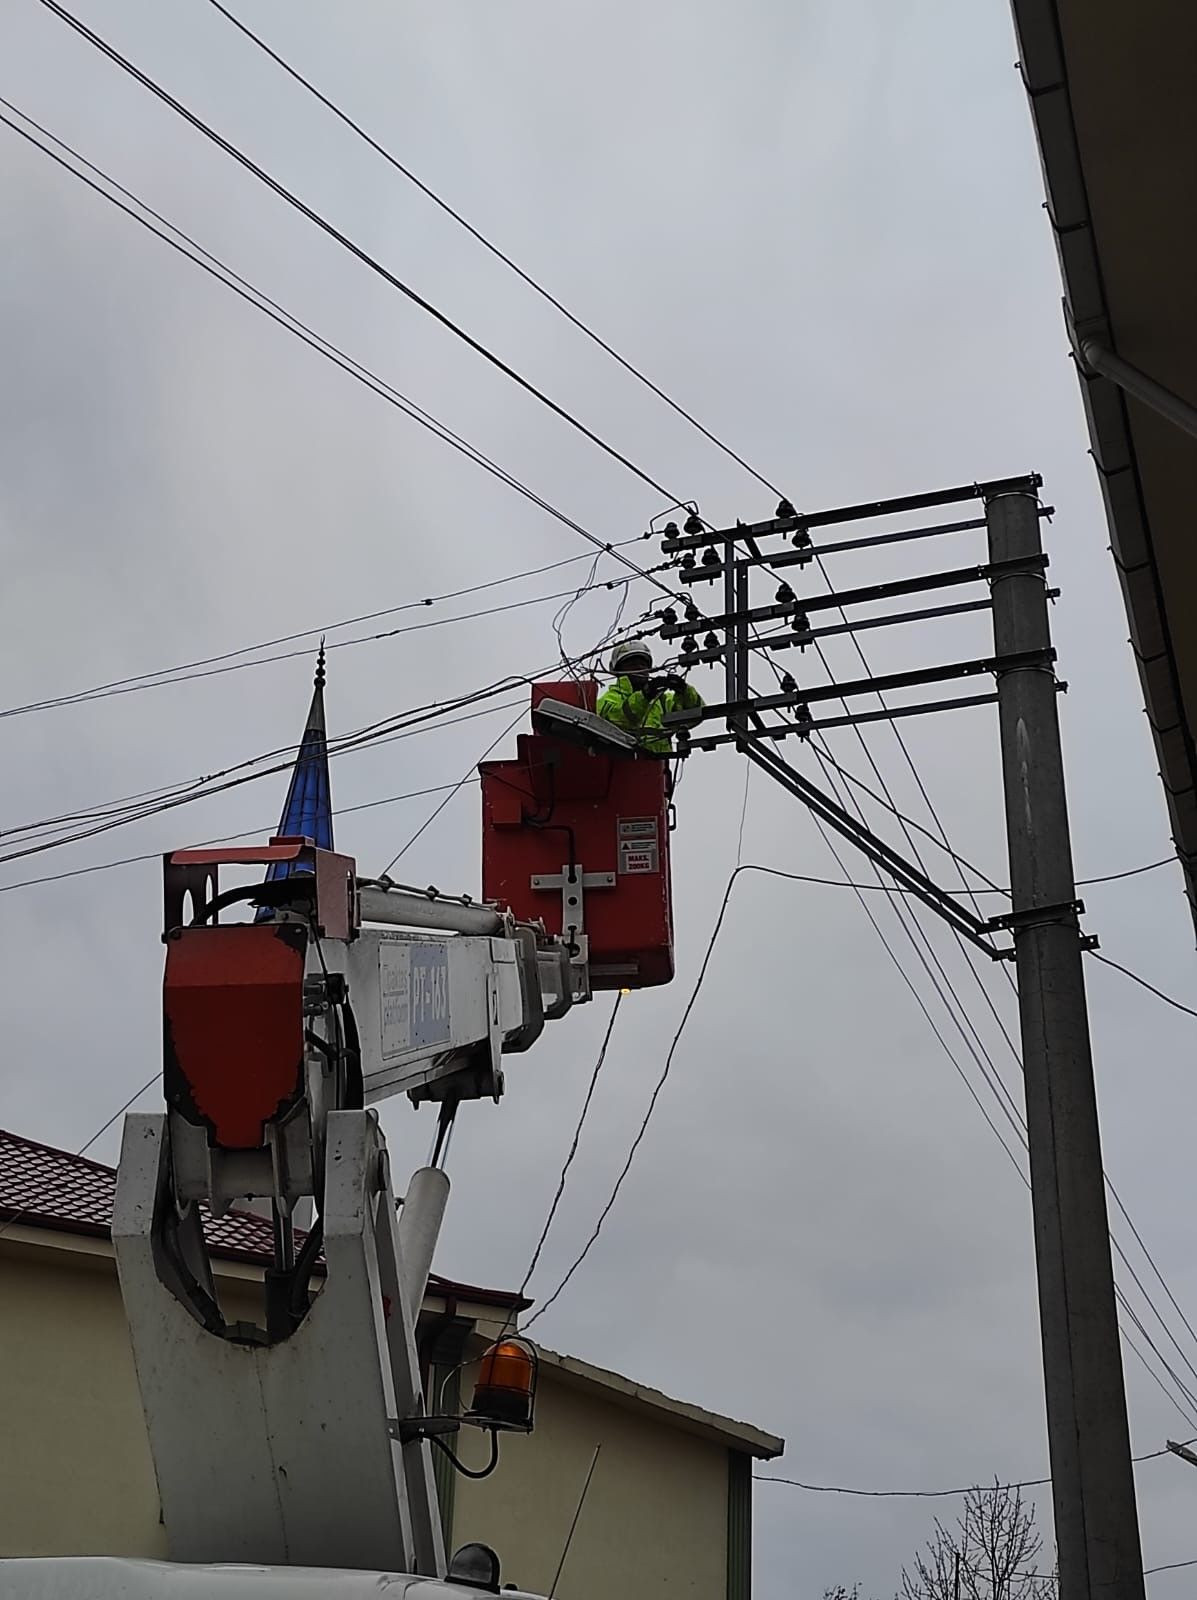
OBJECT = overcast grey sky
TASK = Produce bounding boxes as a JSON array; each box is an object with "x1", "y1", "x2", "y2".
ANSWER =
[{"x1": 2, "y1": 2, "x2": 1195, "y2": 1595}]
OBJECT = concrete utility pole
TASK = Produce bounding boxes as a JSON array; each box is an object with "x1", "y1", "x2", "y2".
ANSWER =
[{"x1": 986, "y1": 489, "x2": 1146, "y2": 1600}]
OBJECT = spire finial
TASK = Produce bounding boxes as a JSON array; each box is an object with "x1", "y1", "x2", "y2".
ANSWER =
[{"x1": 314, "y1": 637, "x2": 326, "y2": 690}]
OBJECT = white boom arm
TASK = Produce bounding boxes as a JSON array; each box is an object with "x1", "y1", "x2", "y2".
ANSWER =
[{"x1": 3, "y1": 842, "x2": 588, "y2": 1599}]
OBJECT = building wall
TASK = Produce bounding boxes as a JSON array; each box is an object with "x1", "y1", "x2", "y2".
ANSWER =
[
  {"x1": 450, "y1": 1371, "x2": 731, "y2": 1600},
  {"x1": 0, "y1": 1237, "x2": 742, "y2": 1598},
  {"x1": 0, "y1": 1244, "x2": 167, "y2": 1559}
]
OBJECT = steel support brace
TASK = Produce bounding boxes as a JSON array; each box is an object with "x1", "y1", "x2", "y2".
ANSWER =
[{"x1": 740, "y1": 742, "x2": 1000, "y2": 955}]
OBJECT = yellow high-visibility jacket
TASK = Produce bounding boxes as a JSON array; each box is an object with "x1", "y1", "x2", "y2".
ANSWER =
[{"x1": 596, "y1": 676, "x2": 703, "y2": 754}]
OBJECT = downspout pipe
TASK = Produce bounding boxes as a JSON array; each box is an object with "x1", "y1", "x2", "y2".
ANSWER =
[{"x1": 1078, "y1": 336, "x2": 1197, "y2": 444}]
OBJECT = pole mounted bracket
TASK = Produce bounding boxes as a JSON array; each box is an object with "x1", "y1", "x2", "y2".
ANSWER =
[
  {"x1": 985, "y1": 899, "x2": 1099, "y2": 955},
  {"x1": 986, "y1": 898, "x2": 1085, "y2": 931}
]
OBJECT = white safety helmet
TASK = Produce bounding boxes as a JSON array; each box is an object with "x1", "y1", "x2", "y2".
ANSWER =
[{"x1": 610, "y1": 640, "x2": 654, "y2": 674}]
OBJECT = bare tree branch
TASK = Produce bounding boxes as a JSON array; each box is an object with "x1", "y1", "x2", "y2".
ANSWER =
[{"x1": 896, "y1": 1483, "x2": 1056, "y2": 1600}]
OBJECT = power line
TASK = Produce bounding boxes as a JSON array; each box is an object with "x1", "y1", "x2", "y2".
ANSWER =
[
  {"x1": 746, "y1": 847, "x2": 1197, "y2": 1431},
  {"x1": 0, "y1": 97, "x2": 682, "y2": 615},
  {"x1": 0, "y1": 569, "x2": 656, "y2": 723},
  {"x1": 0, "y1": 603, "x2": 659, "y2": 864},
  {"x1": 1145, "y1": 1556, "x2": 1197, "y2": 1577},
  {"x1": 0, "y1": 602, "x2": 663, "y2": 853},
  {"x1": 1088, "y1": 951, "x2": 1197, "y2": 1022},
  {"x1": 378, "y1": 572, "x2": 642, "y2": 874},
  {"x1": 0, "y1": 673, "x2": 542, "y2": 869},
  {"x1": 517, "y1": 844, "x2": 1197, "y2": 1418},
  {"x1": 201, "y1": 0, "x2": 784, "y2": 504},
  {"x1": 0, "y1": 771, "x2": 508, "y2": 896},
  {"x1": 808, "y1": 743, "x2": 1007, "y2": 895},
  {"x1": 760, "y1": 761, "x2": 1197, "y2": 1421},
  {"x1": 32, "y1": 2, "x2": 700, "y2": 561},
  {"x1": 0, "y1": 688, "x2": 516, "y2": 851},
  {"x1": 378, "y1": 709, "x2": 526, "y2": 876},
  {"x1": 1079, "y1": 855, "x2": 1177, "y2": 888},
  {"x1": 754, "y1": 1445, "x2": 1174, "y2": 1498},
  {"x1": 0, "y1": 476, "x2": 648, "y2": 722},
  {"x1": 23, "y1": 6, "x2": 1195, "y2": 1432},
  {"x1": 808, "y1": 742, "x2": 1032, "y2": 1159},
  {"x1": 758, "y1": 641, "x2": 1197, "y2": 1420},
  {"x1": 522, "y1": 864, "x2": 740, "y2": 1332},
  {"x1": 519, "y1": 994, "x2": 623, "y2": 1299}
]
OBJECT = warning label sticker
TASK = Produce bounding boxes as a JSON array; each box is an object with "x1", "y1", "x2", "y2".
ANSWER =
[{"x1": 618, "y1": 817, "x2": 659, "y2": 875}]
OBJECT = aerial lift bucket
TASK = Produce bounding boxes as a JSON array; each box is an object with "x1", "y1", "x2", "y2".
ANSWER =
[{"x1": 479, "y1": 681, "x2": 675, "y2": 989}]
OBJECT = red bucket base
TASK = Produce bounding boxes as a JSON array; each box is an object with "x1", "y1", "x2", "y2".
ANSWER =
[{"x1": 480, "y1": 683, "x2": 674, "y2": 990}]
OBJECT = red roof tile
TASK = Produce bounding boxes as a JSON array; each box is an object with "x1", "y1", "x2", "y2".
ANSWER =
[
  {"x1": 0, "y1": 1125, "x2": 284, "y2": 1263},
  {"x1": 0, "y1": 1126, "x2": 527, "y2": 1308}
]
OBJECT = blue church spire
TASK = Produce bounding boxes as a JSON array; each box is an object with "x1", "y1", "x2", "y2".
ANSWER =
[{"x1": 259, "y1": 645, "x2": 332, "y2": 910}]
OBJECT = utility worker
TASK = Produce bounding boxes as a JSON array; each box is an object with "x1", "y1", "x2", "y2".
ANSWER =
[{"x1": 596, "y1": 640, "x2": 703, "y2": 754}]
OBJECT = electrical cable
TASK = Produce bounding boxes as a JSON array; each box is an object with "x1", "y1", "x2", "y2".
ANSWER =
[
  {"x1": 520, "y1": 848, "x2": 1197, "y2": 1418},
  {"x1": 1145, "y1": 1556, "x2": 1197, "y2": 1577},
  {"x1": 377, "y1": 578, "x2": 654, "y2": 877},
  {"x1": 0, "y1": 780, "x2": 474, "y2": 895},
  {"x1": 378, "y1": 709, "x2": 526, "y2": 876},
  {"x1": 21, "y1": 10, "x2": 1194, "y2": 1428},
  {"x1": 1087, "y1": 952, "x2": 1197, "y2": 1022},
  {"x1": 521, "y1": 862, "x2": 745, "y2": 1332},
  {"x1": 429, "y1": 1429, "x2": 500, "y2": 1481},
  {"x1": 1, "y1": 691, "x2": 527, "y2": 860},
  {"x1": 808, "y1": 741, "x2": 1031, "y2": 1154},
  {"x1": 0, "y1": 572, "x2": 656, "y2": 726},
  {"x1": 810, "y1": 744, "x2": 1006, "y2": 894},
  {"x1": 0, "y1": 674, "x2": 534, "y2": 868},
  {"x1": 201, "y1": 0, "x2": 785, "y2": 504},
  {"x1": 0, "y1": 608, "x2": 662, "y2": 864},
  {"x1": 828, "y1": 729, "x2": 1197, "y2": 1408},
  {"x1": 29, "y1": 3, "x2": 702, "y2": 568},
  {"x1": 735, "y1": 764, "x2": 752, "y2": 867},
  {"x1": 754, "y1": 1444, "x2": 1175, "y2": 1497},
  {"x1": 758, "y1": 635, "x2": 1197, "y2": 1416},
  {"x1": 0, "y1": 97, "x2": 683, "y2": 619},
  {"x1": 1, "y1": 601, "x2": 670, "y2": 854},
  {"x1": 740, "y1": 648, "x2": 1197, "y2": 1421},
  {"x1": 0, "y1": 608, "x2": 666, "y2": 882},
  {"x1": 744, "y1": 845, "x2": 1197, "y2": 1431},
  {"x1": 518, "y1": 994, "x2": 623, "y2": 1300}
]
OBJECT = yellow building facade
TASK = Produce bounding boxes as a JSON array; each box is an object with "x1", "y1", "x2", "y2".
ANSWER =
[{"x1": 0, "y1": 1129, "x2": 781, "y2": 1599}]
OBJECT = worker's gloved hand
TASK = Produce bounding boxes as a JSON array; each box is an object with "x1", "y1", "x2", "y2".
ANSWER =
[{"x1": 654, "y1": 674, "x2": 686, "y2": 696}]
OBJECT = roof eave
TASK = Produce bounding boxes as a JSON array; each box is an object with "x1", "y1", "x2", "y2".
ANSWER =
[
  {"x1": 1009, "y1": 0, "x2": 1197, "y2": 937},
  {"x1": 532, "y1": 1344, "x2": 784, "y2": 1460}
]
